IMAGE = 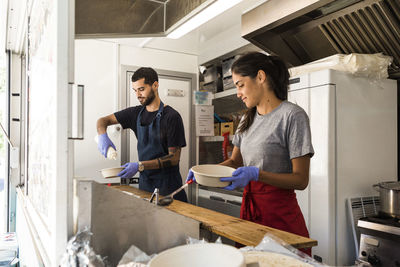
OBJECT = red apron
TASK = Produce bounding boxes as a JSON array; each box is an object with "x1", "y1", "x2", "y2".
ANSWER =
[{"x1": 241, "y1": 181, "x2": 311, "y2": 256}]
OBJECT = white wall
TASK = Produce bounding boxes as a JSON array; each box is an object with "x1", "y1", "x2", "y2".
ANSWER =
[
  {"x1": 119, "y1": 44, "x2": 198, "y2": 73},
  {"x1": 74, "y1": 39, "x2": 198, "y2": 182},
  {"x1": 16, "y1": 192, "x2": 42, "y2": 267},
  {"x1": 197, "y1": 22, "x2": 250, "y2": 65}
]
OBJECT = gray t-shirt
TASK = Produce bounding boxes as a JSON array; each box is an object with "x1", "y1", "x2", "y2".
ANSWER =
[{"x1": 233, "y1": 101, "x2": 314, "y2": 173}]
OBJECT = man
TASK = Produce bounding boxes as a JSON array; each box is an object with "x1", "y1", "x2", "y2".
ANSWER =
[{"x1": 97, "y1": 67, "x2": 187, "y2": 202}]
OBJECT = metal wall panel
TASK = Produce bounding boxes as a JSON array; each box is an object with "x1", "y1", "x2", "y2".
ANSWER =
[{"x1": 77, "y1": 181, "x2": 200, "y2": 266}]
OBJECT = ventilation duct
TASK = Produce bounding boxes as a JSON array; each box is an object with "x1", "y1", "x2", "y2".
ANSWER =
[
  {"x1": 242, "y1": 0, "x2": 400, "y2": 78},
  {"x1": 75, "y1": 0, "x2": 210, "y2": 38}
]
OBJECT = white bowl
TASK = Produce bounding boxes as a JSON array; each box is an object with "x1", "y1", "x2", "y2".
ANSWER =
[
  {"x1": 148, "y1": 243, "x2": 245, "y2": 267},
  {"x1": 99, "y1": 167, "x2": 124, "y2": 178},
  {"x1": 191, "y1": 164, "x2": 235, "y2": 187}
]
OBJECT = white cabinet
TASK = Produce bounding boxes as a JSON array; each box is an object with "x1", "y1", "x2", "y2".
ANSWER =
[{"x1": 287, "y1": 88, "x2": 311, "y2": 229}]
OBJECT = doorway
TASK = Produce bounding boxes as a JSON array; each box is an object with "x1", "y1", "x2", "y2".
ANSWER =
[{"x1": 121, "y1": 66, "x2": 196, "y2": 192}]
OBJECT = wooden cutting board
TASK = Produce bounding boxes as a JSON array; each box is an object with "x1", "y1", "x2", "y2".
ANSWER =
[{"x1": 112, "y1": 185, "x2": 317, "y2": 249}]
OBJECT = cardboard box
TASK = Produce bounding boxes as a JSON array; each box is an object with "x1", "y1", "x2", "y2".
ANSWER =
[
  {"x1": 214, "y1": 123, "x2": 220, "y2": 136},
  {"x1": 220, "y1": 122, "x2": 234, "y2": 135}
]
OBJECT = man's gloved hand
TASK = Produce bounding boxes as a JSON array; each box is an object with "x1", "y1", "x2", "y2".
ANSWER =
[
  {"x1": 220, "y1": 166, "x2": 259, "y2": 190},
  {"x1": 97, "y1": 133, "x2": 116, "y2": 158},
  {"x1": 185, "y1": 169, "x2": 196, "y2": 183},
  {"x1": 117, "y1": 162, "x2": 139, "y2": 178}
]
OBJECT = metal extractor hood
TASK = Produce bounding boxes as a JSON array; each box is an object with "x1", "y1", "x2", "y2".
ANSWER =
[
  {"x1": 242, "y1": 0, "x2": 400, "y2": 79},
  {"x1": 75, "y1": 0, "x2": 209, "y2": 38}
]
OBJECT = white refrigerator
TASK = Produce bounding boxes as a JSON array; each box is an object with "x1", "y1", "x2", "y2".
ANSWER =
[{"x1": 288, "y1": 69, "x2": 397, "y2": 266}]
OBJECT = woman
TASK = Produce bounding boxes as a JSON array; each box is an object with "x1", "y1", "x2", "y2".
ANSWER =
[{"x1": 188, "y1": 52, "x2": 314, "y2": 253}]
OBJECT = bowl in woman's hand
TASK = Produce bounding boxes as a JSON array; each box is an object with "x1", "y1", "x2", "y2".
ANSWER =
[{"x1": 191, "y1": 164, "x2": 235, "y2": 187}]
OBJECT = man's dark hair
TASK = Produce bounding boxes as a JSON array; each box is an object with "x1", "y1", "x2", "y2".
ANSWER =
[{"x1": 131, "y1": 67, "x2": 159, "y2": 85}]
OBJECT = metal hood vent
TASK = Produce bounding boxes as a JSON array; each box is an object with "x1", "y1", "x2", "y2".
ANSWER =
[
  {"x1": 242, "y1": 0, "x2": 400, "y2": 78},
  {"x1": 75, "y1": 0, "x2": 209, "y2": 38}
]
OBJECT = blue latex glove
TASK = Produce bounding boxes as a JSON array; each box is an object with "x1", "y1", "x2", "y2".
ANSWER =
[
  {"x1": 185, "y1": 169, "x2": 196, "y2": 183},
  {"x1": 117, "y1": 162, "x2": 139, "y2": 178},
  {"x1": 97, "y1": 133, "x2": 116, "y2": 158},
  {"x1": 220, "y1": 166, "x2": 259, "y2": 190}
]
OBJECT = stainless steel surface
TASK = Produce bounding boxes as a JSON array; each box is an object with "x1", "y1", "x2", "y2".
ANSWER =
[
  {"x1": 149, "y1": 188, "x2": 160, "y2": 204},
  {"x1": 373, "y1": 181, "x2": 400, "y2": 218},
  {"x1": 197, "y1": 188, "x2": 242, "y2": 218},
  {"x1": 199, "y1": 187, "x2": 243, "y2": 201},
  {"x1": 357, "y1": 216, "x2": 400, "y2": 266},
  {"x1": 358, "y1": 233, "x2": 400, "y2": 266},
  {"x1": 76, "y1": 181, "x2": 200, "y2": 266},
  {"x1": 68, "y1": 84, "x2": 84, "y2": 140},
  {"x1": 348, "y1": 196, "x2": 380, "y2": 258},
  {"x1": 75, "y1": 0, "x2": 210, "y2": 38},
  {"x1": 242, "y1": 0, "x2": 400, "y2": 78},
  {"x1": 357, "y1": 219, "x2": 400, "y2": 236}
]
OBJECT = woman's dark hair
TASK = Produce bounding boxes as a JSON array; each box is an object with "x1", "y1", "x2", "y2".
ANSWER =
[
  {"x1": 132, "y1": 67, "x2": 159, "y2": 85},
  {"x1": 232, "y1": 52, "x2": 289, "y2": 133}
]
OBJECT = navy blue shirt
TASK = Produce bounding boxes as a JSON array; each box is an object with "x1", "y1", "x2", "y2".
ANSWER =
[{"x1": 114, "y1": 105, "x2": 186, "y2": 151}]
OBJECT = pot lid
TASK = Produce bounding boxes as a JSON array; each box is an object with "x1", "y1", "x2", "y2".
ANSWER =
[{"x1": 378, "y1": 181, "x2": 400, "y2": 190}]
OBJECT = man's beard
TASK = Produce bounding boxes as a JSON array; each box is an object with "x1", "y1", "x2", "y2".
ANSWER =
[{"x1": 140, "y1": 90, "x2": 155, "y2": 106}]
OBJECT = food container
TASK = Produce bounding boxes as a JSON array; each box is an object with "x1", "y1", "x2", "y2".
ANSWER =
[
  {"x1": 191, "y1": 164, "x2": 235, "y2": 187},
  {"x1": 148, "y1": 243, "x2": 245, "y2": 267},
  {"x1": 373, "y1": 181, "x2": 400, "y2": 218},
  {"x1": 99, "y1": 167, "x2": 124, "y2": 178}
]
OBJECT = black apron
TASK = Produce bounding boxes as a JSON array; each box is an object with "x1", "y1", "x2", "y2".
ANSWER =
[{"x1": 136, "y1": 102, "x2": 187, "y2": 202}]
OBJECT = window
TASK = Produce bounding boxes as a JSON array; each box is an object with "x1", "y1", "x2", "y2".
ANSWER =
[{"x1": 0, "y1": 50, "x2": 7, "y2": 232}]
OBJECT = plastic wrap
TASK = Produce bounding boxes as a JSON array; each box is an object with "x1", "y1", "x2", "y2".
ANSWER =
[
  {"x1": 59, "y1": 228, "x2": 106, "y2": 267},
  {"x1": 240, "y1": 233, "x2": 326, "y2": 266},
  {"x1": 289, "y1": 53, "x2": 392, "y2": 80},
  {"x1": 117, "y1": 245, "x2": 156, "y2": 267}
]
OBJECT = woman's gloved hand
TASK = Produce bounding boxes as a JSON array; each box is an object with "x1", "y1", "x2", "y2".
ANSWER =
[
  {"x1": 185, "y1": 169, "x2": 196, "y2": 183},
  {"x1": 97, "y1": 133, "x2": 116, "y2": 158},
  {"x1": 117, "y1": 162, "x2": 139, "y2": 178},
  {"x1": 220, "y1": 166, "x2": 259, "y2": 190}
]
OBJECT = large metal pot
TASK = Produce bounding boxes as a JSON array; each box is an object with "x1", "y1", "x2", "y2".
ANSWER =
[{"x1": 373, "y1": 181, "x2": 400, "y2": 218}]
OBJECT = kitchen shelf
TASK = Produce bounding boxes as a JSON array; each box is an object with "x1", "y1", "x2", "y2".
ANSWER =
[
  {"x1": 212, "y1": 88, "x2": 245, "y2": 114},
  {"x1": 201, "y1": 135, "x2": 234, "y2": 142},
  {"x1": 214, "y1": 87, "x2": 236, "y2": 99}
]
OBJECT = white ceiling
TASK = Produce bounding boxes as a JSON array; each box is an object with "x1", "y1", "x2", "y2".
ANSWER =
[{"x1": 99, "y1": 0, "x2": 267, "y2": 56}]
